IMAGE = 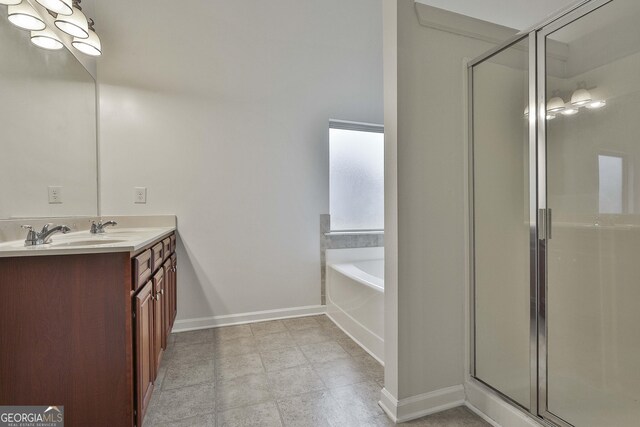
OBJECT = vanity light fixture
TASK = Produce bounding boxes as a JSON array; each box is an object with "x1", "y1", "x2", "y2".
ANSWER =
[
  {"x1": 570, "y1": 82, "x2": 592, "y2": 107},
  {"x1": 1, "y1": 0, "x2": 102, "y2": 57},
  {"x1": 31, "y1": 26, "x2": 63, "y2": 50},
  {"x1": 8, "y1": 2, "x2": 46, "y2": 31},
  {"x1": 54, "y1": 0, "x2": 88, "y2": 39},
  {"x1": 35, "y1": 0, "x2": 72, "y2": 15},
  {"x1": 71, "y1": 18, "x2": 101, "y2": 56}
]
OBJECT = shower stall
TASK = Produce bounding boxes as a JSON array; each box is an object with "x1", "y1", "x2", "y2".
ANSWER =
[{"x1": 468, "y1": 0, "x2": 640, "y2": 426}]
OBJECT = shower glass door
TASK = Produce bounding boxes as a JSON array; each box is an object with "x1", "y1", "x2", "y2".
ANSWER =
[
  {"x1": 541, "y1": 0, "x2": 640, "y2": 425},
  {"x1": 471, "y1": 36, "x2": 532, "y2": 410}
]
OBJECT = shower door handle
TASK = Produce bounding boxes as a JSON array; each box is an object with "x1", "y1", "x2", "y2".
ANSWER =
[{"x1": 538, "y1": 208, "x2": 552, "y2": 240}]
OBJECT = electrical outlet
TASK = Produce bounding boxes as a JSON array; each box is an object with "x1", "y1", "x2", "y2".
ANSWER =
[
  {"x1": 134, "y1": 187, "x2": 147, "y2": 204},
  {"x1": 48, "y1": 186, "x2": 63, "y2": 204}
]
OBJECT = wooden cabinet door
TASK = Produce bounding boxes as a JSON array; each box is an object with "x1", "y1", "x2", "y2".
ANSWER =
[
  {"x1": 162, "y1": 260, "x2": 172, "y2": 347},
  {"x1": 152, "y1": 270, "x2": 165, "y2": 373},
  {"x1": 135, "y1": 281, "x2": 154, "y2": 427}
]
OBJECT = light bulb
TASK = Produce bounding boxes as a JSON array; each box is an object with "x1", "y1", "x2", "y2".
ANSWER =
[
  {"x1": 31, "y1": 27, "x2": 64, "y2": 50},
  {"x1": 561, "y1": 106, "x2": 578, "y2": 116},
  {"x1": 587, "y1": 100, "x2": 606, "y2": 109},
  {"x1": 8, "y1": 2, "x2": 46, "y2": 31}
]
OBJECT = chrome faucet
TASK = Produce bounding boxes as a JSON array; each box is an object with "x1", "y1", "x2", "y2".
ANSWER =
[
  {"x1": 90, "y1": 220, "x2": 118, "y2": 234},
  {"x1": 22, "y1": 223, "x2": 72, "y2": 246}
]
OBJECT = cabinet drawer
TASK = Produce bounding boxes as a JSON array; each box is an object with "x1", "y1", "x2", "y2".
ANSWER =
[
  {"x1": 163, "y1": 238, "x2": 171, "y2": 260},
  {"x1": 133, "y1": 249, "x2": 152, "y2": 291},
  {"x1": 151, "y1": 243, "x2": 164, "y2": 272},
  {"x1": 170, "y1": 234, "x2": 176, "y2": 253}
]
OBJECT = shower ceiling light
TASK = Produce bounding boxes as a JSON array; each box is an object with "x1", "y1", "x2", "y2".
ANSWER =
[
  {"x1": 55, "y1": 0, "x2": 89, "y2": 39},
  {"x1": 35, "y1": 0, "x2": 72, "y2": 15},
  {"x1": 72, "y1": 19, "x2": 101, "y2": 56},
  {"x1": 8, "y1": 2, "x2": 46, "y2": 31},
  {"x1": 587, "y1": 100, "x2": 606, "y2": 109},
  {"x1": 547, "y1": 96, "x2": 566, "y2": 113},
  {"x1": 31, "y1": 27, "x2": 64, "y2": 50}
]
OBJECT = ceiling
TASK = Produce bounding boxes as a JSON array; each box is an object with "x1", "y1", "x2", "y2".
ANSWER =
[{"x1": 415, "y1": 0, "x2": 578, "y2": 30}]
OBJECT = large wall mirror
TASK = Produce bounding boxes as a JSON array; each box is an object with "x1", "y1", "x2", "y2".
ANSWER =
[{"x1": 0, "y1": 10, "x2": 97, "y2": 219}]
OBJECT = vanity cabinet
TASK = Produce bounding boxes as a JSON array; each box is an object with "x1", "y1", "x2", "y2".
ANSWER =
[
  {"x1": 0, "y1": 231, "x2": 178, "y2": 427},
  {"x1": 152, "y1": 268, "x2": 165, "y2": 374},
  {"x1": 132, "y1": 236, "x2": 178, "y2": 427}
]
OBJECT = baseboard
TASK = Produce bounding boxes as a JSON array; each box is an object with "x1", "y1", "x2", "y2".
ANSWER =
[
  {"x1": 379, "y1": 385, "x2": 466, "y2": 423},
  {"x1": 172, "y1": 305, "x2": 326, "y2": 332},
  {"x1": 465, "y1": 402, "x2": 502, "y2": 427},
  {"x1": 465, "y1": 380, "x2": 544, "y2": 427},
  {"x1": 379, "y1": 388, "x2": 400, "y2": 422}
]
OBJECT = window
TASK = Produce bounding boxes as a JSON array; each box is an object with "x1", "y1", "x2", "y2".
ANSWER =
[
  {"x1": 329, "y1": 120, "x2": 384, "y2": 231},
  {"x1": 598, "y1": 154, "x2": 624, "y2": 214}
]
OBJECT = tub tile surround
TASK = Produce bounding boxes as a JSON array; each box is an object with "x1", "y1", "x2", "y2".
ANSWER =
[
  {"x1": 320, "y1": 214, "x2": 384, "y2": 304},
  {"x1": 144, "y1": 315, "x2": 489, "y2": 427}
]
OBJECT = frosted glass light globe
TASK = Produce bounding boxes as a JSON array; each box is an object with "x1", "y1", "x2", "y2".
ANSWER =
[
  {"x1": 8, "y1": 2, "x2": 46, "y2": 31},
  {"x1": 55, "y1": 4, "x2": 89, "y2": 38},
  {"x1": 31, "y1": 27, "x2": 64, "y2": 50},
  {"x1": 36, "y1": 0, "x2": 73, "y2": 15}
]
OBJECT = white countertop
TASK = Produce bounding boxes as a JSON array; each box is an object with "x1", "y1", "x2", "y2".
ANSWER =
[{"x1": 0, "y1": 226, "x2": 176, "y2": 258}]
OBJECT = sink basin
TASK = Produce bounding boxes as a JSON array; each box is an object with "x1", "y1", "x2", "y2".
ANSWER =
[{"x1": 51, "y1": 239, "x2": 127, "y2": 247}]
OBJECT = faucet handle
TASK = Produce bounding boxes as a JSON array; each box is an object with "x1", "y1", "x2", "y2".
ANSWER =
[
  {"x1": 40, "y1": 223, "x2": 54, "y2": 234},
  {"x1": 21, "y1": 225, "x2": 37, "y2": 245}
]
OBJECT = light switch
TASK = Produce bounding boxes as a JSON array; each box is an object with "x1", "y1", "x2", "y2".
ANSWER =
[
  {"x1": 48, "y1": 186, "x2": 63, "y2": 204},
  {"x1": 134, "y1": 187, "x2": 147, "y2": 204}
]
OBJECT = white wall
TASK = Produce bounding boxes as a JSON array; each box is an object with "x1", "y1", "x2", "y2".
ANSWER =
[
  {"x1": 383, "y1": 0, "x2": 522, "y2": 413},
  {"x1": 95, "y1": 0, "x2": 383, "y2": 321},
  {"x1": 395, "y1": 0, "x2": 506, "y2": 400}
]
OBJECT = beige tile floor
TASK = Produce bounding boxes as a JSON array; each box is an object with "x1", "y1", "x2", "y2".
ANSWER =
[{"x1": 143, "y1": 315, "x2": 490, "y2": 427}]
